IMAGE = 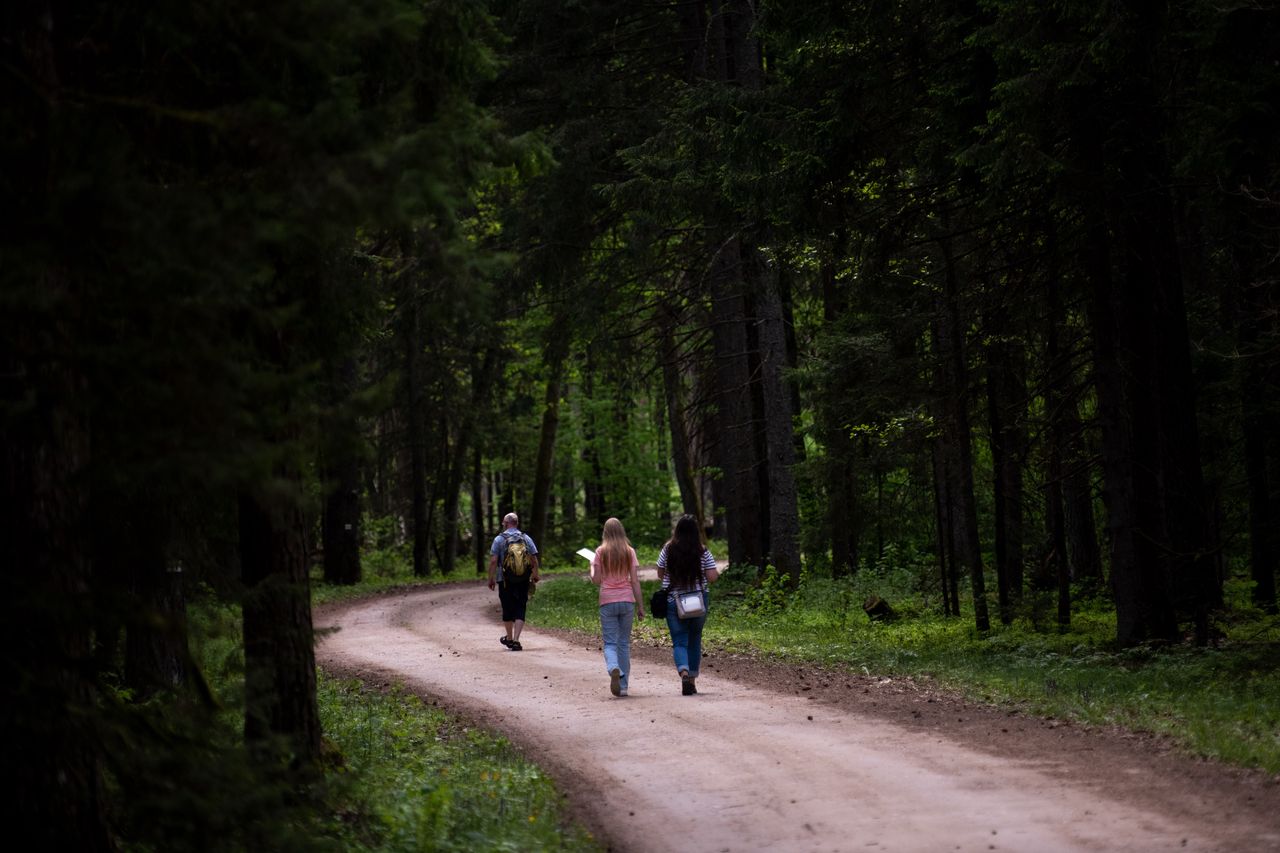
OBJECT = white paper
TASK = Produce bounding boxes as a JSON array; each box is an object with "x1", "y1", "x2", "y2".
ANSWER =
[{"x1": 575, "y1": 547, "x2": 596, "y2": 562}]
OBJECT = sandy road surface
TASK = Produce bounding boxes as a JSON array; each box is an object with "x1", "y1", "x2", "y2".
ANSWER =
[{"x1": 317, "y1": 582, "x2": 1280, "y2": 853}]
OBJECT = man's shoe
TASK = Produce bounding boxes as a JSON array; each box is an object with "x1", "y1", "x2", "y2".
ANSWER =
[
  {"x1": 509, "y1": 640, "x2": 523, "y2": 651},
  {"x1": 681, "y1": 672, "x2": 696, "y2": 695},
  {"x1": 500, "y1": 636, "x2": 512, "y2": 647},
  {"x1": 610, "y1": 668, "x2": 622, "y2": 697}
]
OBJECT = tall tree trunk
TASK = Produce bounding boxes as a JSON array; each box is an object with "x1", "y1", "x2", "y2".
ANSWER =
[
  {"x1": 322, "y1": 356, "x2": 362, "y2": 585},
  {"x1": 985, "y1": 323, "x2": 1026, "y2": 624},
  {"x1": 710, "y1": 239, "x2": 766, "y2": 567},
  {"x1": 1043, "y1": 277, "x2": 1072, "y2": 624},
  {"x1": 931, "y1": 438, "x2": 960, "y2": 617},
  {"x1": 745, "y1": 291, "x2": 772, "y2": 557},
  {"x1": 369, "y1": 412, "x2": 391, "y2": 518},
  {"x1": 406, "y1": 301, "x2": 430, "y2": 577},
  {"x1": 1241, "y1": 318, "x2": 1278, "y2": 612},
  {"x1": 695, "y1": 0, "x2": 770, "y2": 568},
  {"x1": 755, "y1": 261, "x2": 802, "y2": 583},
  {"x1": 661, "y1": 308, "x2": 705, "y2": 530},
  {"x1": 439, "y1": 417, "x2": 465, "y2": 574},
  {"x1": 322, "y1": 467, "x2": 362, "y2": 585},
  {"x1": 239, "y1": 481, "x2": 322, "y2": 768},
  {"x1": 472, "y1": 447, "x2": 486, "y2": 574},
  {"x1": 1, "y1": 11, "x2": 110, "y2": 838},
  {"x1": 1061, "y1": 403, "x2": 1102, "y2": 585},
  {"x1": 559, "y1": 454, "x2": 578, "y2": 529},
  {"x1": 529, "y1": 337, "x2": 569, "y2": 548},
  {"x1": 442, "y1": 348, "x2": 497, "y2": 574},
  {"x1": 820, "y1": 254, "x2": 859, "y2": 577},
  {"x1": 581, "y1": 353, "x2": 607, "y2": 525},
  {"x1": 1085, "y1": 209, "x2": 1167, "y2": 646},
  {"x1": 1080, "y1": 7, "x2": 1215, "y2": 646},
  {"x1": 935, "y1": 244, "x2": 990, "y2": 632},
  {"x1": 825, "y1": 433, "x2": 858, "y2": 578},
  {"x1": 1, "y1": 313, "x2": 111, "y2": 850},
  {"x1": 124, "y1": 530, "x2": 189, "y2": 698}
]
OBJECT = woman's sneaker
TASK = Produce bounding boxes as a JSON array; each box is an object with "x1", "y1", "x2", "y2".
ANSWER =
[{"x1": 610, "y1": 668, "x2": 622, "y2": 696}]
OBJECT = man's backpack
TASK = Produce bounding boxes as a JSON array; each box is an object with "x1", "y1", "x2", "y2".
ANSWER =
[{"x1": 501, "y1": 532, "x2": 534, "y2": 582}]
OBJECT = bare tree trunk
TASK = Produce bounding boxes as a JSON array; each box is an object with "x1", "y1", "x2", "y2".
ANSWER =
[
  {"x1": 529, "y1": 338, "x2": 568, "y2": 548},
  {"x1": 559, "y1": 452, "x2": 578, "y2": 529},
  {"x1": 239, "y1": 483, "x2": 322, "y2": 768},
  {"x1": 1061, "y1": 401, "x2": 1102, "y2": 585},
  {"x1": 472, "y1": 447, "x2": 486, "y2": 574},
  {"x1": 935, "y1": 244, "x2": 990, "y2": 632},
  {"x1": 661, "y1": 308, "x2": 705, "y2": 529},
  {"x1": 323, "y1": 470, "x2": 362, "y2": 585},
  {"x1": 2, "y1": 315, "x2": 112, "y2": 850},
  {"x1": 440, "y1": 416, "x2": 465, "y2": 574},
  {"x1": 125, "y1": 534, "x2": 189, "y2": 697},
  {"x1": 931, "y1": 439, "x2": 959, "y2": 617},
  {"x1": 322, "y1": 356, "x2": 362, "y2": 585},
  {"x1": 580, "y1": 353, "x2": 607, "y2": 525},
  {"x1": 442, "y1": 349, "x2": 497, "y2": 574},
  {"x1": 1043, "y1": 278, "x2": 1071, "y2": 625},
  {"x1": 1086, "y1": 211, "x2": 1167, "y2": 646},
  {"x1": 1081, "y1": 10, "x2": 1214, "y2": 646},
  {"x1": 710, "y1": 240, "x2": 766, "y2": 567},
  {"x1": 755, "y1": 261, "x2": 802, "y2": 583},
  {"x1": 406, "y1": 300, "x2": 430, "y2": 577},
  {"x1": 2, "y1": 13, "x2": 110, "y2": 835},
  {"x1": 985, "y1": 323, "x2": 1024, "y2": 624},
  {"x1": 1242, "y1": 319, "x2": 1278, "y2": 612},
  {"x1": 819, "y1": 254, "x2": 859, "y2": 577}
]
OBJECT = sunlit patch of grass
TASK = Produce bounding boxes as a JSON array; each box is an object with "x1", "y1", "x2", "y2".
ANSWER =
[{"x1": 531, "y1": 564, "x2": 1280, "y2": 774}]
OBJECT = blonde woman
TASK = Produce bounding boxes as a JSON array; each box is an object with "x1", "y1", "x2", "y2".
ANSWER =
[{"x1": 589, "y1": 517, "x2": 645, "y2": 696}]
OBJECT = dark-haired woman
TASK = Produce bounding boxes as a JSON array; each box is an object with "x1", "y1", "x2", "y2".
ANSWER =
[{"x1": 656, "y1": 515, "x2": 720, "y2": 695}]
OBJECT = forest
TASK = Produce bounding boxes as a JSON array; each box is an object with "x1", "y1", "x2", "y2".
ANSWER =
[{"x1": 3, "y1": 0, "x2": 1278, "y2": 849}]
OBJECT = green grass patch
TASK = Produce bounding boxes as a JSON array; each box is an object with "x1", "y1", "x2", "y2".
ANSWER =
[
  {"x1": 318, "y1": 677, "x2": 599, "y2": 852},
  {"x1": 174, "y1": 596, "x2": 598, "y2": 852},
  {"x1": 531, "y1": 562, "x2": 1280, "y2": 774}
]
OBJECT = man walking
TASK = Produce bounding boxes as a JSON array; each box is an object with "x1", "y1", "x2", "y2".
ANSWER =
[{"x1": 487, "y1": 512, "x2": 540, "y2": 650}]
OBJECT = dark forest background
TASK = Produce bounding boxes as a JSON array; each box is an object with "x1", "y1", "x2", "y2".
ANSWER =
[{"x1": 3, "y1": 0, "x2": 1277, "y2": 848}]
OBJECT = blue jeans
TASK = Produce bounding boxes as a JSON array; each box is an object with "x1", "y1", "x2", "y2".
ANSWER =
[
  {"x1": 666, "y1": 592, "x2": 708, "y2": 677},
  {"x1": 600, "y1": 602, "x2": 635, "y2": 689}
]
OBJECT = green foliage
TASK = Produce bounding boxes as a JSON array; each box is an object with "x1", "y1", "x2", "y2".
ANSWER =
[
  {"x1": 361, "y1": 515, "x2": 415, "y2": 580},
  {"x1": 317, "y1": 679, "x2": 599, "y2": 852}
]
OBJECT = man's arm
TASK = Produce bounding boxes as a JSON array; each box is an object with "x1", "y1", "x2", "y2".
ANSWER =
[{"x1": 487, "y1": 554, "x2": 498, "y2": 590}]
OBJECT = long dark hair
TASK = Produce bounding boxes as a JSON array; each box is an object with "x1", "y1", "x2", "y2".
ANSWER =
[{"x1": 664, "y1": 515, "x2": 704, "y2": 590}]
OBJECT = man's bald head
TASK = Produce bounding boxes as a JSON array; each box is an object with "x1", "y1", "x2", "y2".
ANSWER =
[{"x1": 503, "y1": 512, "x2": 519, "y2": 528}]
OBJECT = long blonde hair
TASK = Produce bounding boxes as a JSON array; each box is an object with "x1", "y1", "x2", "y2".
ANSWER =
[{"x1": 596, "y1": 517, "x2": 632, "y2": 578}]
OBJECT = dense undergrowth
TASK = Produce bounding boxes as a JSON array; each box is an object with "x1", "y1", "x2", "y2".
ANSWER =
[{"x1": 530, "y1": 545, "x2": 1280, "y2": 774}]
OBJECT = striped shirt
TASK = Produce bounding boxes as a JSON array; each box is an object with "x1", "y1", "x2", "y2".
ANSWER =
[{"x1": 656, "y1": 544, "x2": 717, "y2": 595}]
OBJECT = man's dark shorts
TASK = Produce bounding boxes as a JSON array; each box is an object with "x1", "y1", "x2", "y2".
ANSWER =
[{"x1": 499, "y1": 578, "x2": 531, "y2": 622}]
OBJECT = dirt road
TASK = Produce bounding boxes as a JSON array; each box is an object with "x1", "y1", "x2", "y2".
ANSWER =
[{"x1": 316, "y1": 581, "x2": 1280, "y2": 852}]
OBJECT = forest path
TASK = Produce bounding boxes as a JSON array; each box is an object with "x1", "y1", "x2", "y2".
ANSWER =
[{"x1": 316, "y1": 582, "x2": 1280, "y2": 853}]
